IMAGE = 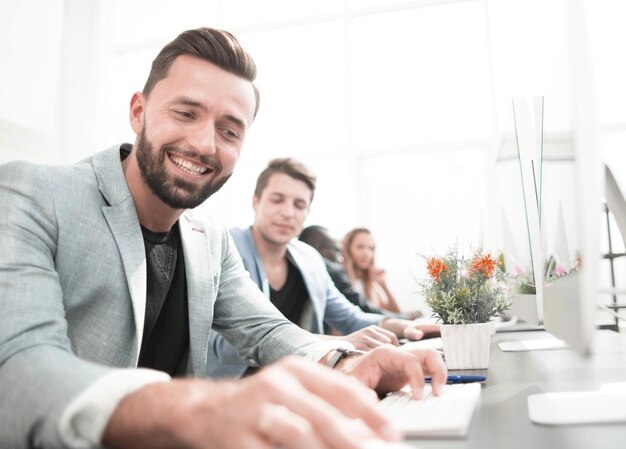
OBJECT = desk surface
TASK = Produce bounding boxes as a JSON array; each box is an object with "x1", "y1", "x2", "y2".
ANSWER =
[{"x1": 405, "y1": 330, "x2": 626, "y2": 449}]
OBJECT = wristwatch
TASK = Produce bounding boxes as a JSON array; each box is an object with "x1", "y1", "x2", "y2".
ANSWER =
[{"x1": 326, "y1": 347, "x2": 365, "y2": 369}]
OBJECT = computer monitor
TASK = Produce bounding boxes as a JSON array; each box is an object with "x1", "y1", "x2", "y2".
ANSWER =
[
  {"x1": 541, "y1": 153, "x2": 598, "y2": 356},
  {"x1": 501, "y1": 107, "x2": 599, "y2": 356},
  {"x1": 538, "y1": 0, "x2": 600, "y2": 357},
  {"x1": 495, "y1": 97, "x2": 544, "y2": 326},
  {"x1": 526, "y1": 101, "x2": 605, "y2": 425},
  {"x1": 527, "y1": 151, "x2": 616, "y2": 425},
  {"x1": 524, "y1": 0, "x2": 621, "y2": 426}
]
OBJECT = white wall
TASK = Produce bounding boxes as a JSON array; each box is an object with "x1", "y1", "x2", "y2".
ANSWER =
[{"x1": 1, "y1": 0, "x2": 625, "y2": 311}]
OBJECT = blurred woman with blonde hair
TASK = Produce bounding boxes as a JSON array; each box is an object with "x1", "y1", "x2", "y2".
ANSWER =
[{"x1": 342, "y1": 228, "x2": 402, "y2": 313}]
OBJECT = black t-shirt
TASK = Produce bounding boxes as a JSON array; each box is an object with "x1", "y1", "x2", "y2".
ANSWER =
[
  {"x1": 269, "y1": 259, "x2": 309, "y2": 325},
  {"x1": 138, "y1": 223, "x2": 189, "y2": 376}
]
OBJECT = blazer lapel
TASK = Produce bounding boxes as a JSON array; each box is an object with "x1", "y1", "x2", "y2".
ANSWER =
[
  {"x1": 92, "y1": 146, "x2": 146, "y2": 365},
  {"x1": 102, "y1": 203, "x2": 146, "y2": 365},
  {"x1": 179, "y1": 212, "x2": 214, "y2": 376}
]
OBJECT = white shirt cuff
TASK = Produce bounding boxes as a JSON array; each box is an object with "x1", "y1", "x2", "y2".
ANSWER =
[
  {"x1": 58, "y1": 368, "x2": 170, "y2": 448},
  {"x1": 303, "y1": 340, "x2": 356, "y2": 363}
]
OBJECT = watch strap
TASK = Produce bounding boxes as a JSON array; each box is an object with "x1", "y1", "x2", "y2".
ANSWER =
[{"x1": 326, "y1": 347, "x2": 365, "y2": 368}]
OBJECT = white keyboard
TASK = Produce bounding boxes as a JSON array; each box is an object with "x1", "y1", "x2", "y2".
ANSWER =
[{"x1": 378, "y1": 383, "x2": 481, "y2": 438}]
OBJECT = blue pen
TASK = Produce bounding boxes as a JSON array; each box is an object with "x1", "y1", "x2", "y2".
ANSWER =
[{"x1": 425, "y1": 375, "x2": 486, "y2": 383}]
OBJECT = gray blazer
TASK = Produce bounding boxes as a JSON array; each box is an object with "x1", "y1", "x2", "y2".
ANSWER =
[{"x1": 0, "y1": 145, "x2": 321, "y2": 449}]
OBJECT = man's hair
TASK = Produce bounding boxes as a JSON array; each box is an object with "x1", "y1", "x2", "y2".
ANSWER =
[
  {"x1": 299, "y1": 225, "x2": 341, "y2": 262},
  {"x1": 143, "y1": 27, "x2": 260, "y2": 117},
  {"x1": 254, "y1": 158, "x2": 317, "y2": 200},
  {"x1": 299, "y1": 225, "x2": 330, "y2": 250},
  {"x1": 299, "y1": 225, "x2": 332, "y2": 251}
]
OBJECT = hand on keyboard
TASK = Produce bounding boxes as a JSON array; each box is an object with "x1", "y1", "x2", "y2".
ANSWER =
[{"x1": 336, "y1": 345, "x2": 448, "y2": 400}]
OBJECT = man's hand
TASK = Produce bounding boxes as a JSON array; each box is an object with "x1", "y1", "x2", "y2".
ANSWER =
[
  {"x1": 335, "y1": 346, "x2": 447, "y2": 400},
  {"x1": 338, "y1": 325, "x2": 400, "y2": 349},
  {"x1": 103, "y1": 356, "x2": 400, "y2": 449},
  {"x1": 381, "y1": 318, "x2": 441, "y2": 341}
]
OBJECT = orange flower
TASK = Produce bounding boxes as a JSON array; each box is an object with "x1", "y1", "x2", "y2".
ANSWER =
[
  {"x1": 427, "y1": 258, "x2": 447, "y2": 283},
  {"x1": 471, "y1": 254, "x2": 497, "y2": 278}
]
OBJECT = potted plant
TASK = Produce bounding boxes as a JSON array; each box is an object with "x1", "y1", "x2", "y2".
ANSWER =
[{"x1": 421, "y1": 246, "x2": 511, "y2": 369}]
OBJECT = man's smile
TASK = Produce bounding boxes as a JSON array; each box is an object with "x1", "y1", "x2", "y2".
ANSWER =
[{"x1": 168, "y1": 152, "x2": 210, "y2": 176}]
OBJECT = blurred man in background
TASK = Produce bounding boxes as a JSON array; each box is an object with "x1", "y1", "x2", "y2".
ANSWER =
[{"x1": 207, "y1": 158, "x2": 440, "y2": 379}]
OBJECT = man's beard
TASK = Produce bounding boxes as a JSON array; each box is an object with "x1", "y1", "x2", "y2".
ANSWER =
[{"x1": 135, "y1": 129, "x2": 231, "y2": 209}]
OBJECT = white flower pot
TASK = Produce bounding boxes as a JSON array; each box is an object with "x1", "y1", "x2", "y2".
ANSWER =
[{"x1": 440, "y1": 322, "x2": 492, "y2": 369}]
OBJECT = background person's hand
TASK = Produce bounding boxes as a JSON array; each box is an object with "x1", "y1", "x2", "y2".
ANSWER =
[
  {"x1": 404, "y1": 310, "x2": 424, "y2": 320},
  {"x1": 368, "y1": 266, "x2": 388, "y2": 284},
  {"x1": 338, "y1": 325, "x2": 400, "y2": 349},
  {"x1": 404, "y1": 322, "x2": 441, "y2": 340},
  {"x1": 381, "y1": 318, "x2": 441, "y2": 341},
  {"x1": 335, "y1": 345, "x2": 447, "y2": 400},
  {"x1": 103, "y1": 356, "x2": 400, "y2": 449}
]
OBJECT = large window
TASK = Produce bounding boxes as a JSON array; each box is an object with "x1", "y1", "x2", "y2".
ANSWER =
[
  {"x1": 0, "y1": 0, "x2": 64, "y2": 162},
  {"x1": 3, "y1": 0, "x2": 625, "y2": 309},
  {"x1": 349, "y1": 2, "x2": 493, "y2": 148}
]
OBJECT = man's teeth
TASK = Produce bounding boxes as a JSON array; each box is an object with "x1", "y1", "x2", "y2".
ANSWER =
[{"x1": 170, "y1": 155, "x2": 208, "y2": 174}]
